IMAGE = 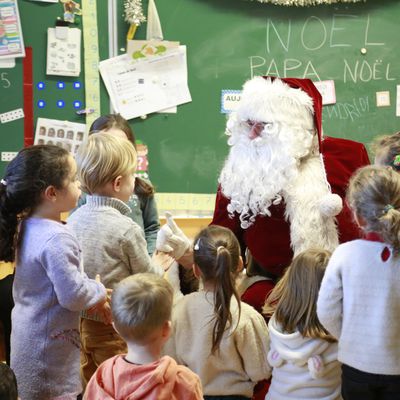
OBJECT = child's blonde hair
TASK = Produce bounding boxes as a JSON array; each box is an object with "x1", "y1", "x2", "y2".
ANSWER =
[
  {"x1": 347, "y1": 165, "x2": 400, "y2": 252},
  {"x1": 371, "y1": 131, "x2": 400, "y2": 171},
  {"x1": 111, "y1": 273, "x2": 173, "y2": 344},
  {"x1": 263, "y1": 248, "x2": 334, "y2": 341},
  {"x1": 75, "y1": 133, "x2": 137, "y2": 194}
]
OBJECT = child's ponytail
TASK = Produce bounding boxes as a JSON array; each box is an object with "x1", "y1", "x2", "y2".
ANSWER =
[
  {"x1": 0, "y1": 182, "x2": 20, "y2": 262},
  {"x1": 212, "y1": 245, "x2": 241, "y2": 353},
  {"x1": 379, "y1": 207, "x2": 400, "y2": 253},
  {"x1": 0, "y1": 145, "x2": 70, "y2": 262},
  {"x1": 193, "y1": 226, "x2": 241, "y2": 354}
]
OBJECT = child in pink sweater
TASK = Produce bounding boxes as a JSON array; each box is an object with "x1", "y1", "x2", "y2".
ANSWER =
[{"x1": 84, "y1": 273, "x2": 203, "y2": 400}]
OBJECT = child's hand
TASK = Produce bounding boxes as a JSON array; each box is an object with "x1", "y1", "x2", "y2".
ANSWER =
[
  {"x1": 86, "y1": 275, "x2": 113, "y2": 324},
  {"x1": 87, "y1": 298, "x2": 112, "y2": 325},
  {"x1": 152, "y1": 250, "x2": 176, "y2": 272}
]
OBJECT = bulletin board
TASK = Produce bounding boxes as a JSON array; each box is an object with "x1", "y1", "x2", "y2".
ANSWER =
[{"x1": 0, "y1": 0, "x2": 399, "y2": 194}]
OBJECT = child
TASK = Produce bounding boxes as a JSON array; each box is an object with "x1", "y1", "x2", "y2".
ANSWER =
[
  {"x1": 88, "y1": 113, "x2": 160, "y2": 255},
  {"x1": 317, "y1": 165, "x2": 400, "y2": 399},
  {"x1": 263, "y1": 249, "x2": 341, "y2": 400},
  {"x1": 164, "y1": 225, "x2": 271, "y2": 400},
  {"x1": 372, "y1": 131, "x2": 400, "y2": 170},
  {"x1": 238, "y1": 248, "x2": 275, "y2": 315},
  {"x1": 0, "y1": 363, "x2": 18, "y2": 400},
  {"x1": 84, "y1": 273, "x2": 203, "y2": 400},
  {"x1": 0, "y1": 145, "x2": 107, "y2": 400},
  {"x1": 67, "y1": 133, "x2": 164, "y2": 388}
]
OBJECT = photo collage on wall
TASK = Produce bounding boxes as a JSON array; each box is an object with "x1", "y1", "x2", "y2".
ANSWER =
[{"x1": 34, "y1": 118, "x2": 86, "y2": 156}]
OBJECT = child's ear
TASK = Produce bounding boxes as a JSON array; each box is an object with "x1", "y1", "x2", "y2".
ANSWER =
[
  {"x1": 112, "y1": 175, "x2": 123, "y2": 193},
  {"x1": 162, "y1": 320, "x2": 172, "y2": 338},
  {"x1": 237, "y1": 256, "x2": 244, "y2": 273},
  {"x1": 43, "y1": 185, "x2": 57, "y2": 202},
  {"x1": 353, "y1": 212, "x2": 367, "y2": 228},
  {"x1": 192, "y1": 264, "x2": 202, "y2": 280}
]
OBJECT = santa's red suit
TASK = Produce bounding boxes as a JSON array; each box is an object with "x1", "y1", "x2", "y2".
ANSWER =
[{"x1": 211, "y1": 77, "x2": 370, "y2": 278}]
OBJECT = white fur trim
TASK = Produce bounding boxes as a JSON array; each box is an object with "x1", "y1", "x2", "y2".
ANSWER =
[
  {"x1": 319, "y1": 193, "x2": 343, "y2": 217},
  {"x1": 283, "y1": 155, "x2": 339, "y2": 254}
]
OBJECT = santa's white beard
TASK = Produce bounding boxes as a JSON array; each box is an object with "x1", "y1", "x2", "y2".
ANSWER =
[{"x1": 219, "y1": 122, "x2": 314, "y2": 229}]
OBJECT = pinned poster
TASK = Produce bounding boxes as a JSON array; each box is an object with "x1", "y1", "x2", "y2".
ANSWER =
[
  {"x1": 99, "y1": 46, "x2": 191, "y2": 120},
  {"x1": 0, "y1": 0, "x2": 25, "y2": 59},
  {"x1": 34, "y1": 118, "x2": 86, "y2": 156},
  {"x1": 46, "y1": 27, "x2": 81, "y2": 77}
]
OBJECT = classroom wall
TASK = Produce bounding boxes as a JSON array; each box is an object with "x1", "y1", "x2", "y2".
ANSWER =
[{"x1": 0, "y1": 0, "x2": 399, "y2": 195}]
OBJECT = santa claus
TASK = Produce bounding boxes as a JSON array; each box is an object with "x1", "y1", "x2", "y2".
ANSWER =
[{"x1": 157, "y1": 76, "x2": 370, "y2": 278}]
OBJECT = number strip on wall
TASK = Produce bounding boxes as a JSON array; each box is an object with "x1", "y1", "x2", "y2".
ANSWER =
[{"x1": 82, "y1": 0, "x2": 101, "y2": 131}]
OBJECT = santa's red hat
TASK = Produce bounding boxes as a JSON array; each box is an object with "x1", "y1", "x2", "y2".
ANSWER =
[{"x1": 264, "y1": 77, "x2": 323, "y2": 152}]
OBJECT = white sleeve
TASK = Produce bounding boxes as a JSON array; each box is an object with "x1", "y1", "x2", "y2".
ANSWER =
[
  {"x1": 235, "y1": 309, "x2": 271, "y2": 382},
  {"x1": 317, "y1": 248, "x2": 344, "y2": 339},
  {"x1": 122, "y1": 225, "x2": 164, "y2": 276}
]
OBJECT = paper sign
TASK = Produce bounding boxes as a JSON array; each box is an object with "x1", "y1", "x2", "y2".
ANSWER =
[
  {"x1": 376, "y1": 91, "x2": 390, "y2": 107},
  {"x1": 46, "y1": 27, "x2": 81, "y2": 77},
  {"x1": 0, "y1": 0, "x2": 25, "y2": 59},
  {"x1": 99, "y1": 46, "x2": 191, "y2": 120},
  {"x1": 314, "y1": 80, "x2": 336, "y2": 105},
  {"x1": 396, "y1": 86, "x2": 400, "y2": 117},
  {"x1": 221, "y1": 90, "x2": 242, "y2": 114},
  {"x1": 34, "y1": 118, "x2": 86, "y2": 156}
]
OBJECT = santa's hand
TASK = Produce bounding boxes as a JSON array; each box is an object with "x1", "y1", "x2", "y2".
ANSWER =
[{"x1": 156, "y1": 212, "x2": 191, "y2": 259}]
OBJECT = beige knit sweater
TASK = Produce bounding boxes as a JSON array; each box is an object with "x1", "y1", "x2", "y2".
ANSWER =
[{"x1": 164, "y1": 291, "x2": 271, "y2": 398}]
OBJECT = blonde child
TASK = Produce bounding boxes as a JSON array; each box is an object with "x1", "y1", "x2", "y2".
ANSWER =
[
  {"x1": 67, "y1": 133, "x2": 164, "y2": 387},
  {"x1": 263, "y1": 249, "x2": 341, "y2": 400},
  {"x1": 164, "y1": 225, "x2": 271, "y2": 400},
  {"x1": 88, "y1": 113, "x2": 160, "y2": 255},
  {"x1": 317, "y1": 165, "x2": 400, "y2": 399},
  {"x1": 0, "y1": 145, "x2": 107, "y2": 400},
  {"x1": 84, "y1": 273, "x2": 203, "y2": 399},
  {"x1": 372, "y1": 131, "x2": 400, "y2": 170}
]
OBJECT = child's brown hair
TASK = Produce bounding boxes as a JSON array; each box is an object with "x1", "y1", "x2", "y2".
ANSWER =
[
  {"x1": 193, "y1": 225, "x2": 241, "y2": 354},
  {"x1": 347, "y1": 165, "x2": 400, "y2": 253},
  {"x1": 371, "y1": 131, "x2": 400, "y2": 171},
  {"x1": 263, "y1": 248, "x2": 334, "y2": 341}
]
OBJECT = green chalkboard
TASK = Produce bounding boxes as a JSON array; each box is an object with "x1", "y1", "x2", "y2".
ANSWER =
[
  {"x1": 123, "y1": 0, "x2": 400, "y2": 193},
  {"x1": 0, "y1": 0, "x2": 399, "y2": 194}
]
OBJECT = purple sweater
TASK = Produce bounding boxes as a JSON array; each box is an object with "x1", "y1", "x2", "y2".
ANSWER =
[{"x1": 11, "y1": 218, "x2": 106, "y2": 400}]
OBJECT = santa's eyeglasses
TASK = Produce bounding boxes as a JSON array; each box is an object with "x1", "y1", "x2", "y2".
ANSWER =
[{"x1": 241, "y1": 120, "x2": 275, "y2": 133}]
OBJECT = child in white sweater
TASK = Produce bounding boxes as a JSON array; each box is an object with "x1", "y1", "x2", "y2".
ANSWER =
[
  {"x1": 164, "y1": 225, "x2": 271, "y2": 400},
  {"x1": 263, "y1": 249, "x2": 341, "y2": 400},
  {"x1": 317, "y1": 165, "x2": 400, "y2": 399}
]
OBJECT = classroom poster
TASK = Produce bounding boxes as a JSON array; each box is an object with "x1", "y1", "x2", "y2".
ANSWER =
[
  {"x1": 0, "y1": 0, "x2": 25, "y2": 59},
  {"x1": 46, "y1": 27, "x2": 81, "y2": 77},
  {"x1": 34, "y1": 118, "x2": 86, "y2": 156},
  {"x1": 99, "y1": 46, "x2": 191, "y2": 120}
]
